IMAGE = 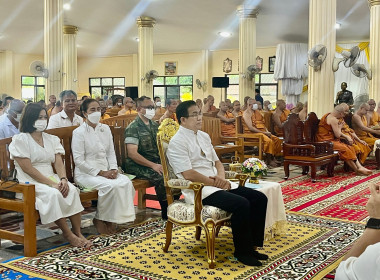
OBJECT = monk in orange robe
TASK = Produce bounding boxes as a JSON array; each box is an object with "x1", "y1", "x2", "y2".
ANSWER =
[
  {"x1": 118, "y1": 97, "x2": 137, "y2": 115},
  {"x1": 272, "y1": 99, "x2": 290, "y2": 137},
  {"x1": 352, "y1": 103, "x2": 380, "y2": 149},
  {"x1": 217, "y1": 101, "x2": 236, "y2": 137},
  {"x1": 340, "y1": 118, "x2": 371, "y2": 163},
  {"x1": 317, "y1": 103, "x2": 371, "y2": 175},
  {"x1": 202, "y1": 95, "x2": 217, "y2": 113},
  {"x1": 231, "y1": 100, "x2": 243, "y2": 117},
  {"x1": 367, "y1": 99, "x2": 380, "y2": 128},
  {"x1": 159, "y1": 99, "x2": 179, "y2": 124},
  {"x1": 243, "y1": 99, "x2": 282, "y2": 167}
]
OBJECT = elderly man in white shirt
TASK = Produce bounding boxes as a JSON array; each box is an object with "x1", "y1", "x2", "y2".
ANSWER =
[
  {"x1": 0, "y1": 99, "x2": 25, "y2": 139},
  {"x1": 47, "y1": 90, "x2": 83, "y2": 129},
  {"x1": 335, "y1": 183, "x2": 380, "y2": 280},
  {"x1": 167, "y1": 100, "x2": 268, "y2": 267}
]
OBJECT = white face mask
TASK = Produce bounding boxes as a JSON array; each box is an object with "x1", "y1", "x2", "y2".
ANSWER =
[
  {"x1": 155, "y1": 101, "x2": 162, "y2": 107},
  {"x1": 107, "y1": 105, "x2": 113, "y2": 108},
  {"x1": 268, "y1": 104, "x2": 273, "y2": 110},
  {"x1": 252, "y1": 104, "x2": 259, "y2": 110},
  {"x1": 87, "y1": 111, "x2": 101, "y2": 124},
  {"x1": 144, "y1": 108, "x2": 156, "y2": 120},
  {"x1": 117, "y1": 102, "x2": 122, "y2": 106},
  {"x1": 33, "y1": 119, "x2": 47, "y2": 132}
]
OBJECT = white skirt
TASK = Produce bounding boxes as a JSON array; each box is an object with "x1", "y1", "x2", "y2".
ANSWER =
[{"x1": 74, "y1": 173, "x2": 136, "y2": 223}]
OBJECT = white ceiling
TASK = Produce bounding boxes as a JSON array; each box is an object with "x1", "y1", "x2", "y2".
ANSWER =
[{"x1": 0, "y1": 0, "x2": 370, "y2": 57}]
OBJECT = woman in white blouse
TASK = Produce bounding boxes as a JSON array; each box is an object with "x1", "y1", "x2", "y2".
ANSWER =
[
  {"x1": 9, "y1": 103, "x2": 91, "y2": 248},
  {"x1": 72, "y1": 99, "x2": 136, "y2": 234}
]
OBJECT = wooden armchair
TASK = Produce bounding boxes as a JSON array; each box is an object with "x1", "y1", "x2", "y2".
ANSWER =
[
  {"x1": 235, "y1": 116, "x2": 264, "y2": 160},
  {"x1": 283, "y1": 113, "x2": 335, "y2": 182},
  {"x1": 100, "y1": 114, "x2": 137, "y2": 129},
  {"x1": 157, "y1": 119, "x2": 248, "y2": 268},
  {"x1": 202, "y1": 117, "x2": 244, "y2": 163}
]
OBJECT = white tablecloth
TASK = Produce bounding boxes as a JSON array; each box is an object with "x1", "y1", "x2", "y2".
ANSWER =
[{"x1": 245, "y1": 180, "x2": 288, "y2": 240}]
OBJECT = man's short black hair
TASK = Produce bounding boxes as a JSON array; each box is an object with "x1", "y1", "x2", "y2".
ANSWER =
[
  {"x1": 255, "y1": 89, "x2": 260, "y2": 94},
  {"x1": 153, "y1": 96, "x2": 160, "y2": 102},
  {"x1": 4, "y1": 96, "x2": 14, "y2": 103},
  {"x1": 19, "y1": 103, "x2": 46, "y2": 133},
  {"x1": 136, "y1": 96, "x2": 151, "y2": 108},
  {"x1": 176, "y1": 100, "x2": 196, "y2": 125}
]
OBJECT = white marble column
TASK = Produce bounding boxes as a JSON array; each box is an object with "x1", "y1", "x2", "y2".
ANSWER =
[
  {"x1": 237, "y1": 5, "x2": 259, "y2": 102},
  {"x1": 0, "y1": 50, "x2": 14, "y2": 96},
  {"x1": 136, "y1": 16, "x2": 155, "y2": 98},
  {"x1": 44, "y1": 0, "x2": 63, "y2": 98},
  {"x1": 368, "y1": 0, "x2": 380, "y2": 100},
  {"x1": 63, "y1": 25, "x2": 78, "y2": 92},
  {"x1": 307, "y1": 0, "x2": 336, "y2": 118}
]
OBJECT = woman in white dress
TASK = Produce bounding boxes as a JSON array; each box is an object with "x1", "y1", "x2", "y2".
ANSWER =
[
  {"x1": 72, "y1": 99, "x2": 136, "y2": 234},
  {"x1": 9, "y1": 103, "x2": 91, "y2": 247}
]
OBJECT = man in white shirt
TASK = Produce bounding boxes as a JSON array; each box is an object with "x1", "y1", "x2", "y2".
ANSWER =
[
  {"x1": 167, "y1": 100, "x2": 268, "y2": 267},
  {"x1": 0, "y1": 99, "x2": 25, "y2": 139},
  {"x1": 335, "y1": 183, "x2": 380, "y2": 280},
  {"x1": 47, "y1": 90, "x2": 83, "y2": 129}
]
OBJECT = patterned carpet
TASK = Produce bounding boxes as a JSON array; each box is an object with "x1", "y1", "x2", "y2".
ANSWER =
[
  {"x1": 282, "y1": 163, "x2": 380, "y2": 222},
  {"x1": 1, "y1": 213, "x2": 363, "y2": 280}
]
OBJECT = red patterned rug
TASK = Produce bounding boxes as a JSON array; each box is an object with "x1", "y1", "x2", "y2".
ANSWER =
[{"x1": 282, "y1": 160, "x2": 380, "y2": 222}]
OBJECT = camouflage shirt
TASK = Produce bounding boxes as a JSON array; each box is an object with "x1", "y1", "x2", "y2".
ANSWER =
[{"x1": 124, "y1": 115, "x2": 160, "y2": 165}]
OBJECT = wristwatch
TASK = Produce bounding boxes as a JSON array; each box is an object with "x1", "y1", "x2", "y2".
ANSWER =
[{"x1": 365, "y1": 218, "x2": 380, "y2": 229}]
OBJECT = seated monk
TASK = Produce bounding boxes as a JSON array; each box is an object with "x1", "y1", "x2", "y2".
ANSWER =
[
  {"x1": 217, "y1": 101, "x2": 236, "y2": 137},
  {"x1": 317, "y1": 103, "x2": 371, "y2": 175},
  {"x1": 291, "y1": 102, "x2": 303, "y2": 114},
  {"x1": 99, "y1": 100, "x2": 110, "y2": 120},
  {"x1": 272, "y1": 99, "x2": 290, "y2": 137},
  {"x1": 241, "y1": 96, "x2": 250, "y2": 111},
  {"x1": 231, "y1": 100, "x2": 243, "y2": 117},
  {"x1": 340, "y1": 115, "x2": 371, "y2": 164},
  {"x1": 298, "y1": 101, "x2": 308, "y2": 121},
  {"x1": 159, "y1": 98, "x2": 179, "y2": 124},
  {"x1": 106, "y1": 96, "x2": 123, "y2": 115},
  {"x1": 243, "y1": 99, "x2": 282, "y2": 167},
  {"x1": 263, "y1": 100, "x2": 272, "y2": 112},
  {"x1": 118, "y1": 97, "x2": 137, "y2": 115},
  {"x1": 352, "y1": 103, "x2": 380, "y2": 151},
  {"x1": 202, "y1": 95, "x2": 217, "y2": 113},
  {"x1": 367, "y1": 99, "x2": 380, "y2": 129}
]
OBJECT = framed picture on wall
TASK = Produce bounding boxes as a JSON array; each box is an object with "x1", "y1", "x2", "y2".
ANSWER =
[
  {"x1": 269, "y1": 56, "x2": 276, "y2": 72},
  {"x1": 165, "y1": 61, "x2": 177, "y2": 75}
]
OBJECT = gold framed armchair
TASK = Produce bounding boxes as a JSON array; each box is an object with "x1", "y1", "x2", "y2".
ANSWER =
[{"x1": 157, "y1": 119, "x2": 248, "y2": 268}]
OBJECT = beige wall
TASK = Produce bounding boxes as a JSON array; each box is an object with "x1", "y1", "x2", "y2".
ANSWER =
[
  {"x1": 12, "y1": 53, "x2": 44, "y2": 99},
  {"x1": 8, "y1": 47, "x2": 278, "y2": 103}
]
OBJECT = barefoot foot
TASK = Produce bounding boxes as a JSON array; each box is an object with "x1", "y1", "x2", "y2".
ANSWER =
[
  {"x1": 63, "y1": 232, "x2": 87, "y2": 247},
  {"x1": 93, "y1": 218, "x2": 109, "y2": 234}
]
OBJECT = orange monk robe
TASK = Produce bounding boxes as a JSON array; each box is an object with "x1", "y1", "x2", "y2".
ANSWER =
[
  {"x1": 243, "y1": 110, "x2": 282, "y2": 156},
  {"x1": 106, "y1": 106, "x2": 123, "y2": 115},
  {"x1": 121, "y1": 109, "x2": 137, "y2": 115},
  {"x1": 47, "y1": 107, "x2": 53, "y2": 117},
  {"x1": 208, "y1": 105, "x2": 217, "y2": 112},
  {"x1": 369, "y1": 111, "x2": 380, "y2": 127},
  {"x1": 340, "y1": 119, "x2": 371, "y2": 163},
  {"x1": 220, "y1": 112, "x2": 236, "y2": 137},
  {"x1": 317, "y1": 113, "x2": 356, "y2": 161},
  {"x1": 169, "y1": 112, "x2": 178, "y2": 123},
  {"x1": 101, "y1": 113, "x2": 110, "y2": 120},
  {"x1": 274, "y1": 109, "x2": 290, "y2": 137},
  {"x1": 352, "y1": 115, "x2": 378, "y2": 148}
]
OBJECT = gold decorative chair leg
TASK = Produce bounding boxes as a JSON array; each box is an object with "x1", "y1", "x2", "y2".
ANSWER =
[
  {"x1": 162, "y1": 221, "x2": 173, "y2": 253},
  {"x1": 203, "y1": 223, "x2": 217, "y2": 269},
  {"x1": 215, "y1": 225, "x2": 221, "y2": 237},
  {"x1": 195, "y1": 226, "x2": 202, "y2": 240}
]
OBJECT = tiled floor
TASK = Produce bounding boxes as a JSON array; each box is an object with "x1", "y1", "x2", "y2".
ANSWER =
[{"x1": 0, "y1": 165, "x2": 302, "y2": 263}]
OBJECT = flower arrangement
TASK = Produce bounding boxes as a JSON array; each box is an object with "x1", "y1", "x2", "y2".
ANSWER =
[{"x1": 241, "y1": 158, "x2": 268, "y2": 177}]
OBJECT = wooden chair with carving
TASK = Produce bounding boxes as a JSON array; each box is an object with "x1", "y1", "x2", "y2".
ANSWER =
[
  {"x1": 157, "y1": 119, "x2": 248, "y2": 268},
  {"x1": 235, "y1": 115, "x2": 264, "y2": 160},
  {"x1": 283, "y1": 113, "x2": 335, "y2": 182},
  {"x1": 201, "y1": 117, "x2": 244, "y2": 163}
]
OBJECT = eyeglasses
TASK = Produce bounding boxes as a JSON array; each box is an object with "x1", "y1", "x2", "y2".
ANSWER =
[
  {"x1": 187, "y1": 112, "x2": 203, "y2": 118},
  {"x1": 141, "y1": 106, "x2": 155, "y2": 110}
]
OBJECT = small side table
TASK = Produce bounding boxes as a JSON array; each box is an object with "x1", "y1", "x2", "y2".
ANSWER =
[{"x1": 245, "y1": 180, "x2": 288, "y2": 240}]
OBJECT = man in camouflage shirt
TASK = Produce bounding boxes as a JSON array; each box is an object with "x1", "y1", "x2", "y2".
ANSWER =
[{"x1": 124, "y1": 96, "x2": 168, "y2": 219}]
